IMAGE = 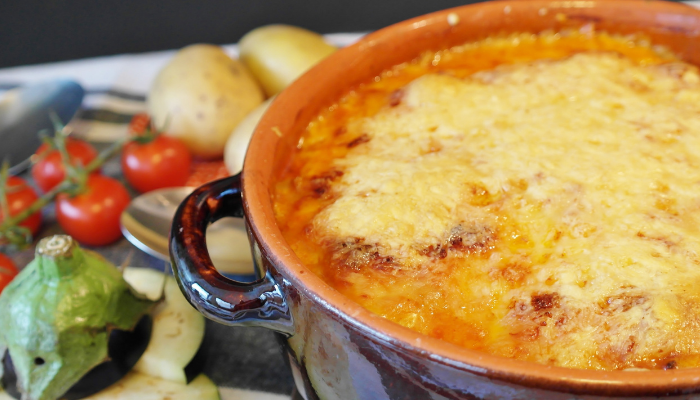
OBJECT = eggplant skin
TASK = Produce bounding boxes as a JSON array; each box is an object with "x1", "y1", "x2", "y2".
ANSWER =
[
  {"x1": 124, "y1": 267, "x2": 206, "y2": 384},
  {"x1": 0, "y1": 373, "x2": 220, "y2": 400},
  {"x1": 2, "y1": 316, "x2": 152, "y2": 400},
  {"x1": 1, "y1": 265, "x2": 214, "y2": 399},
  {"x1": 0, "y1": 236, "x2": 156, "y2": 400}
]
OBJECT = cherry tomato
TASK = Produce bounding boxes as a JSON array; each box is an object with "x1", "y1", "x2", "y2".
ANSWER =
[
  {"x1": 32, "y1": 138, "x2": 98, "y2": 193},
  {"x1": 128, "y1": 112, "x2": 151, "y2": 135},
  {"x1": 185, "y1": 159, "x2": 228, "y2": 188},
  {"x1": 0, "y1": 253, "x2": 18, "y2": 294},
  {"x1": 56, "y1": 175, "x2": 130, "y2": 246},
  {"x1": 121, "y1": 115, "x2": 192, "y2": 193},
  {"x1": 0, "y1": 176, "x2": 42, "y2": 236}
]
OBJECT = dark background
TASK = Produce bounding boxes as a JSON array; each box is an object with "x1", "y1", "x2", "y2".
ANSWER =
[{"x1": 0, "y1": 0, "x2": 492, "y2": 69}]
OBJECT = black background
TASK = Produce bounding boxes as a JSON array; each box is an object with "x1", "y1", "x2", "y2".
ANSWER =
[{"x1": 0, "y1": 0, "x2": 491, "y2": 69}]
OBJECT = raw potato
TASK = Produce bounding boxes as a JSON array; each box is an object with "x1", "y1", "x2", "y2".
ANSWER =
[
  {"x1": 122, "y1": 267, "x2": 205, "y2": 384},
  {"x1": 206, "y1": 218, "x2": 255, "y2": 275},
  {"x1": 224, "y1": 97, "x2": 273, "y2": 175},
  {"x1": 239, "y1": 25, "x2": 336, "y2": 97},
  {"x1": 148, "y1": 44, "x2": 264, "y2": 159}
]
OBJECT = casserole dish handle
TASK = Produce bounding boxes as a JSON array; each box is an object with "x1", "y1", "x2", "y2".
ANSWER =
[{"x1": 169, "y1": 174, "x2": 293, "y2": 335}]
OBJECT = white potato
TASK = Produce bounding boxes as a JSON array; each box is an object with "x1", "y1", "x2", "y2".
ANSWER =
[
  {"x1": 239, "y1": 25, "x2": 336, "y2": 97},
  {"x1": 148, "y1": 44, "x2": 264, "y2": 159},
  {"x1": 224, "y1": 97, "x2": 273, "y2": 175}
]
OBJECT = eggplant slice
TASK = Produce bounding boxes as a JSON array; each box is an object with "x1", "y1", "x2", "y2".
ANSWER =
[{"x1": 2, "y1": 315, "x2": 152, "y2": 400}]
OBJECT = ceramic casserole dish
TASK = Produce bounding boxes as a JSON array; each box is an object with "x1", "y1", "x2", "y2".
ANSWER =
[{"x1": 170, "y1": 1, "x2": 700, "y2": 398}]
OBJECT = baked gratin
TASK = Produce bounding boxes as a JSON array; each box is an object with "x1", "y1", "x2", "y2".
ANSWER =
[{"x1": 272, "y1": 31, "x2": 700, "y2": 370}]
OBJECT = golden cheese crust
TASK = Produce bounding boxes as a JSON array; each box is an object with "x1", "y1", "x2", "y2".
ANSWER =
[{"x1": 272, "y1": 31, "x2": 700, "y2": 370}]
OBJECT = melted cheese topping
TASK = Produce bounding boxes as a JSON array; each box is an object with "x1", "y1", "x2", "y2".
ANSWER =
[{"x1": 273, "y1": 33, "x2": 700, "y2": 370}]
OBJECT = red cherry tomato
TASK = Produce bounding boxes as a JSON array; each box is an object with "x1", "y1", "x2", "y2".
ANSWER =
[
  {"x1": 121, "y1": 116, "x2": 192, "y2": 193},
  {"x1": 32, "y1": 138, "x2": 98, "y2": 193},
  {"x1": 56, "y1": 175, "x2": 130, "y2": 246},
  {"x1": 0, "y1": 253, "x2": 18, "y2": 294},
  {"x1": 0, "y1": 176, "x2": 42, "y2": 236},
  {"x1": 128, "y1": 112, "x2": 151, "y2": 135},
  {"x1": 185, "y1": 159, "x2": 228, "y2": 188}
]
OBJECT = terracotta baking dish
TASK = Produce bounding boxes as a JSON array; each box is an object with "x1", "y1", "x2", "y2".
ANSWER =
[{"x1": 170, "y1": 1, "x2": 700, "y2": 398}]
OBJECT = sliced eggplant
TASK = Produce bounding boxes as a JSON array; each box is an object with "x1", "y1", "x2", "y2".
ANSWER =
[
  {"x1": 0, "y1": 373, "x2": 219, "y2": 400},
  {"x1": 122, "y1": 267, "x2": 206, "y2": 384},
  {"x1": 1, "y1": 316, "x2": 152, "y2": 400},
  {"x1": 0, "y1": 267, "x2": 211, "y2": 399},
  {"x1": 86, "y1": 372, "x2": 219, "y2": 400},
  {"x1": 0, "y1": 236, "x2": 158, "y2": 400}
]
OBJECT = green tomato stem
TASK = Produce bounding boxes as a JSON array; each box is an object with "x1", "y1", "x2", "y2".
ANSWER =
[
  {"x1": 1, "y1": 179, "x2": 72, "y2": 231},
  {"x1": 0, "y1": 265, "x2": 14, "y2": 275},
  {"x1": 0, "y1": 132, "x2": 134, "y2": 249},
  {"x1": 84, "y1": 136, "x2": 130, "y2": 174}
]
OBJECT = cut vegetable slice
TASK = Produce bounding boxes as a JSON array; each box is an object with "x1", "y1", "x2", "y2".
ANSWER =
[
  {"x1": 85, "y1": 372, "x2": 219, "y2": 400},
  {"x1": 2, "y1": 316, "x2": 153, "y2": 400},
  {"x1": 2, "y1": 373, "x2": 220, "y2": 400},
  {"x1": 1, "y1": 268, "x2": 211, "y2": 399},
  {"x1": 0, "y1": 236, "x2": 157, "y2": 400},
  {"x1": 0, "y1": 343, "x2": 5, "y2": 388},
  {"x1": 122, "y1": 267, "x2": 205, "y2": 384}
]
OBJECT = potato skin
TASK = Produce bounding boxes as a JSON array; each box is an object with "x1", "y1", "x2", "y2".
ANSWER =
[
  {"x1": 148, "y1": 44, "x2": 264, "y2": 159},
  {"x1": 224, "y1": 97, "x2": 274, "y2": 175},
  {"x1": 239, "y1": 25, "x2": 336, "y2": 97}
]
